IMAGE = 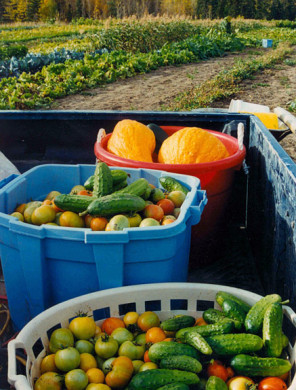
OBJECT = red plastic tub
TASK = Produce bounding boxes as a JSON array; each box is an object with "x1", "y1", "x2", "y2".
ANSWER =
[{"x1": 94, "y1": 126, "x2": 246, "y2": 263}]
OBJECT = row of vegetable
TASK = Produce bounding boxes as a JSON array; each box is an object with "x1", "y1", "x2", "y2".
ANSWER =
[
  {"x1": 34, "y1": 290, "x2": 292, "y2": 390},
  {"x1": 0, "y1": 31, "x2": 246, "y2": 109}
]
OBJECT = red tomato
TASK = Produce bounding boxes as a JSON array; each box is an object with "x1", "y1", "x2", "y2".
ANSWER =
[
  {"x1": 157, "y1": 199, "x2": 175, "y2": 215},
  {"x1": 77, "y1": 190, "x2": 93, "y2": 196},
  {"x1": 207, "y1": 360, "x2": 228, "y2": 381},
  {"x1": 143, "y1": 204, "x2": 164, "y2": 222},
  {"x1": 101, "y1": 317, "x2": 125, "y2": 335},
  {"x1": 258, "y1": 377, "x2": 288, "y2": 390}
]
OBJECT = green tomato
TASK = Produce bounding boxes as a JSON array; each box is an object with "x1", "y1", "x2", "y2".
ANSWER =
[
  {"x1": 102, "y1": 357, "x2": 116, "y2": 375},
  {"x1": 95, "y1": 334, "x2": 118, "y2": 359},
  {"x1": 54, "y1": 347, "x2": 80, "y2": 372},
  {"x1": 118, "y1": 340, "x2": 145, "y2": 360},
  {"x1": 49, "y1": 328, "x2": 74, "y2": 353},
  {"x1": 75, "y1": 340, "x2": 94, "y2": 355},
  {"x1": 64, "y1": 369, "x2": 88, "y2": 390},
  {"x1": 134, "y1": 333, "x2": 146, "y2": 346},
  {"x1": 34, "y1": 372, "x2": 63, "y2": 390},
  {"x1": 111, "y1": 327, "x2": 134, "y2": 345},
  {"x1": 132, "y1": 360, "x2": 144, "y2": 374}
]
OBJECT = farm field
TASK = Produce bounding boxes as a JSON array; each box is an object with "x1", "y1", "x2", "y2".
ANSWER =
[
  {"x1": 0, "y1": 17, "x2": 296, "y2": 112},
  {"x1": 0, "y1": 17, "x2": 296, "y2": 161}
]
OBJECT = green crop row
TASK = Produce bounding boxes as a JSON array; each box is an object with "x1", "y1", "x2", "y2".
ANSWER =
[
  {"x1": 168, "y1": 43, "x2": 293, "y2": 111},
  {"x1": 0, "y1": 32, "x2": 246, "y2": 110}
]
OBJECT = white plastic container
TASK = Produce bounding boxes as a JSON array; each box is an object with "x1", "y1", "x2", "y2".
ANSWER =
[
  {"x1": 229, "y1": 99, "x2": 270, "y2": 113},
  {"x1": 8, "y1": 283, "x2": 296, "y2": 390}
]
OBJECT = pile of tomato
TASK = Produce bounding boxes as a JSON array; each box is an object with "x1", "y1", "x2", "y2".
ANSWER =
[
  {"x1": 34, "y1": 310, "x2": 289, "y2": 390},
  {"x1": 10, "y1": 184, "x2": 185, "y2": 231}
]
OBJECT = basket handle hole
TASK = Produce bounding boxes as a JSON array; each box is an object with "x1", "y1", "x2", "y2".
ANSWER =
[
  {"x1": 170, "y1": 299, "x2": 188, "y2": 311},
  {"x1": 145, "y1": 300, "x2": 161, "y2": 312},
  {"x1": 93, "y1": 307, "x2": 110, "y2": 322},
  {"x1": 119, "y1": 303, "x2": 136, "y2": 316},
  {"x1": 196, "y1": 300, "x2": 214, "y2": 311}
]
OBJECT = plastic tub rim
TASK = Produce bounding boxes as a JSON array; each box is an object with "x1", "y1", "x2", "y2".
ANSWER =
[{"x1": 94, "y1": 129, "x2": 246, "y2": 173}]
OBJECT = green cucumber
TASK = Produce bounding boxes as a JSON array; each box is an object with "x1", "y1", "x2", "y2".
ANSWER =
[
  {"x1": 157, "y1": 384, "x2": 190, "y2": 390},
  {"x1": 176, "y1": 321, "x2": 233, "y2": 341},
  {"x1": 206, "y1": 376, "x2": 228, "y2": 390},
  {"x1": 114, "y1": 178, "x2": 149, "y2": 197},
  {"x1": 159, "y1": 176, "x2": 189, "y2": 195},
  {"x1": 263, "y1": 302, "x2": 283, "y2": 357},
  {"x1": 160, "y1": 315, "x2": 195, "y2": 332},
  {"x1": 245, "y1": 294, "x2": 282, "y2": 334},
  {"x1": 184, "y1": 331, "x2": 212, "y2": 355},
  {"x1": 205, "y1": 333, "x2": 263, "y2": 356},
  {"x1": 128, "y1": 369, "x2": 199, "y2": 390},
  {"x1": 54, "y1": 194, "x2": 94, "y2": 213},
  {"x1": 216, "y1": 291, "x2": 251, "y2": 313},
  {"x1": 159, "y1": 355, "x2": 202, "y2": 373},
  {"x1": 221, "y1": 299, "x2": 246, "y2": 330},
  {"x1": 202, "y1": 309, "x2": 241, "y2": 330},
  {"x1": 86, "y1": 194, "x2": 146, "y2": 217},
  {"x1": 93, "y1": 162, "x2": 113, "y2": 198},
  {"x1": 148, "y1": 341, "x2": 199, "y2": 363},
  {"x1": 112, "y1": 179, "x2": 128, "y2": 192},
  {"x1": 281, "y1": 333, "x2": 289, "y2": 348},
  {"x1": 84, "y1": 169, "x2": 128, "y2": 190},
  {"x1": 230, "y1": 354, "x2": 292, "y2": 377}
]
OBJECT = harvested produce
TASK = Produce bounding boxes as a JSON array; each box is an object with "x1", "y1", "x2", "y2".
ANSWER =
[
  {"x1": 34, "y1": 290, "x2": 293, "y2": 390},
  {"x1": 107, "y1": 119, "x2": 156, "y2": 163},
  {"x1": 10, "y1": 167, "x2": 188, "y2": 231},
  {"x1": 158, "y1": 127, "x2": 230, "y2": 164}
]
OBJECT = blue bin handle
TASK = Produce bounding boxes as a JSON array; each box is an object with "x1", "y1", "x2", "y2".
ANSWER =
[
  {"x1": 0, "y1": 174, "x2": 19, "y2": 189},
  {"x1": 189, "y1": 189, "x2": 207, "y2": 225}
]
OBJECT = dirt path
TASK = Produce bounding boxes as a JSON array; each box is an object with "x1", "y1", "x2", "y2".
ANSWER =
[{"x1": 52, "y1": 49, "x2": 270, "y2": 111}]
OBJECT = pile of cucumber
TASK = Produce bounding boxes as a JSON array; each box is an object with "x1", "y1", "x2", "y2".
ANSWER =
[{"x1": 127, "y1": 291, "x2": 292, "y2": 390}]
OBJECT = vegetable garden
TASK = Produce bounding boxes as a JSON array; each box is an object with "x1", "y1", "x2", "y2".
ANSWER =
[{"x1": 0, "y1": 17, "x2": 295, "y2": 111}]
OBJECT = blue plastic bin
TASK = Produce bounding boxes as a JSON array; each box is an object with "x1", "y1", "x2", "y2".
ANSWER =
[{"x1": 0, "y1": 164, "x2": 207, "y2": 330}]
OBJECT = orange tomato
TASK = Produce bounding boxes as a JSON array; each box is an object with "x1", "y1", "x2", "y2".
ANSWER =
[
  {"x1": 137, "y1": 311, "x2": 160, "y2": 332},
  {"x1": 258, "y1": 377, "x2": 288, "y2": 390},
  {"x1": 59, "y1": 211, "x2": 84, "y2": 228},
  {"x1": 77, "y1": 190, "x2": 93, "y2": 196},
  {"x1": 207, "y1": 360, "x2": 228, "y2": 381},
  {"x1": 226, "y1": 366, "x2": 235, "y2": 379},
  {"x1": 123, "y1": 312, "x2": 139, "y2": 327},
  {"x1": 105, "y1": 356, "x2": 133, "y2": 388},
  {"x1": 15, "y1": 203, "x2": 26, "y2": 214},
  {"x1": 90, "y1": 217, "x2": 108, "y2": 231},
  {"x1": 101, "y1": 317, "x2": 125, "y2": 335},
  {"x1": 84, "y1": 214, "x2": 93, "y2": 228},
  {"x1": 145, "y1": 327, "x2": 166, "y2": 344},
  {"x1": 143, "y1": 350, "x2": 151, "y2": 363},
  {"x1": 194, "y1": 317, "x2": 207, "y2": 326},
  {"x1": 86, "y1": 368, "x2": 105, "y2": 384}
]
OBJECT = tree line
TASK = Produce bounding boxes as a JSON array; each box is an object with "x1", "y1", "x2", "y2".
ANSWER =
[{"x1": 1, "y1": 0, "x2": 295, "y2": 22}]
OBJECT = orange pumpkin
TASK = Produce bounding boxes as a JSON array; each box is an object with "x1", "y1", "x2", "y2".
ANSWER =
[
  {"x1": 158, "y1": 127, "x2": 229, "y2": 164},
  {"x1": 107, "y1": 119, "x2": 156, "y2": 163}
]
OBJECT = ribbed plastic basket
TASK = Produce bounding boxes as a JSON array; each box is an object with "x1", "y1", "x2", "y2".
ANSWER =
[{"x1": 8, "y1": 283, "x2": 296, "y2": 390}]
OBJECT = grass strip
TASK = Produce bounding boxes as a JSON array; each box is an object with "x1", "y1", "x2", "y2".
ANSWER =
[{"x1": 168, "y1": 43, "x2": 293, "y2": 111}]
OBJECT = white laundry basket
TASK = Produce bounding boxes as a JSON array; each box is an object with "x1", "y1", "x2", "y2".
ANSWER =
[{"x1": 8, "y1": 283, "x2": 296, "y2": 390}]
